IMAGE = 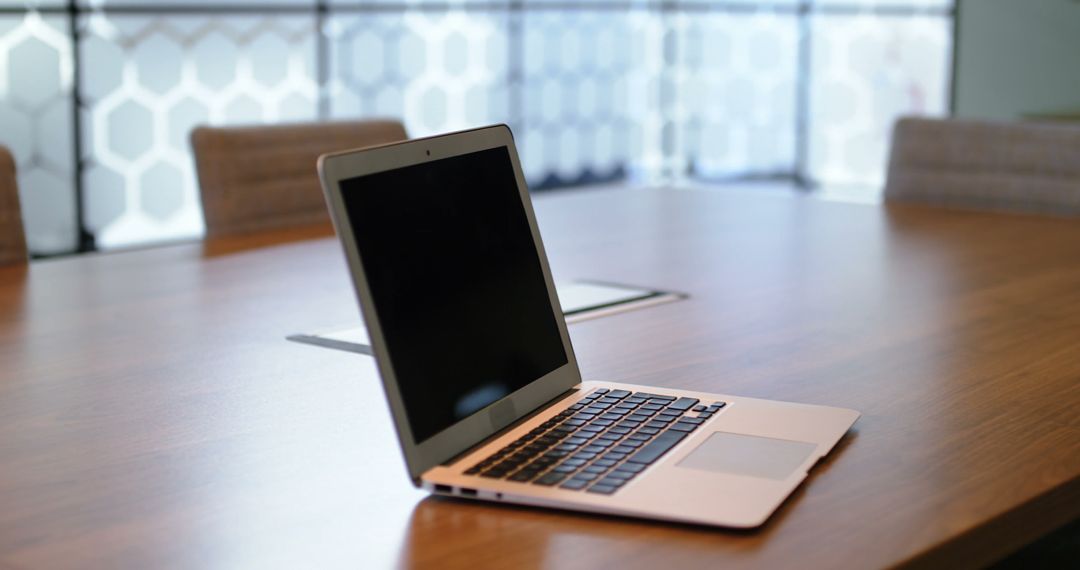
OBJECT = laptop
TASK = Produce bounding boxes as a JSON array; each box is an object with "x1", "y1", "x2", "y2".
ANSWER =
[{"x1": 317, "y1": 124, "x2": 859, "y2": 528}]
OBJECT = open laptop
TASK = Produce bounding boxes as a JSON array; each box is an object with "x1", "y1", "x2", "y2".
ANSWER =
[{"x1": 317, "y1": 124, "x2": 859, "y2": 528}]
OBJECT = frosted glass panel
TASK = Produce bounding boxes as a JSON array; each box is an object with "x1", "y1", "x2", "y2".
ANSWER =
[
  {"x1": 520, "y1": 11, "x2": 663, "y2": 185},
  {"x1": 327, "y1": 10, "x2": 510, "y2": 137},
  {"x1": 79, "y1": 13, "x2": 318, "y2": 249},
  {"x1": 0, "y1": 12, "x2": 76, "y2": 255},
  {"x1": 807, "y1": 12, "x2": 951, "y2": 186},
  {"x1": 0, "y1": 1, "x2": 956, "y2": 254},
  {"x1": 673, "y1": 11, "x2": 799, "y2": 178}
]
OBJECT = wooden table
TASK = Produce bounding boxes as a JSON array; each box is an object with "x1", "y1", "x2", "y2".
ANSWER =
[{"x1": 1, "y1": 187, "x2": 1078, "y2": 569}]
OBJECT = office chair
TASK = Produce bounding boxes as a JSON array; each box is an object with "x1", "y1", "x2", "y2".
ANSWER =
[
  {"x1": 0, "y1": 145, "x2": 28, "y2": 265},
  {"x1": 885, "y1": 117, "x2": 1080, "y2": 215},
  {"x1": 191, "y1": 119, "x2": 408, "y2": 236}
]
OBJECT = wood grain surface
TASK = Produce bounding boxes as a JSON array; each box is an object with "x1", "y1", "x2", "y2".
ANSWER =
[{"x1": 1, "y1": 187, "x2": 1078, "y2": 569}]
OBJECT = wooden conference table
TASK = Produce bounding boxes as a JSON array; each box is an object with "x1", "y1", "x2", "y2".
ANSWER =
[{"x1": 1, "y1": 187, "x2": 1078, "y2": 569}]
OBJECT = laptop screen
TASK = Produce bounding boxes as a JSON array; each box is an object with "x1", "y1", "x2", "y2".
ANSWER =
[{"x1": 339, "y1": 146, "x2": 569, "y2": 444}]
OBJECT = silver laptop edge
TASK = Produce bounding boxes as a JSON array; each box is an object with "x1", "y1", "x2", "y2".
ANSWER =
[{"x1": 318, "y1": 124, "x2": 859, "y2": 528}]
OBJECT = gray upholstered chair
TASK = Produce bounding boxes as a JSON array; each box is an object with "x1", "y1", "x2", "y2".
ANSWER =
[
  {"x1": 0, "y1": 145, "x2": 28, "y2": 265},
  {"x1": 191, "y1": 119, "x2": 408, "y2": 236},
  {"x1": 884, "y1": 117, "x2": 1080, "y2": 215}
]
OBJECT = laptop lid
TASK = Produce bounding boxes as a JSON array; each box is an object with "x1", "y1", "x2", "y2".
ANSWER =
[{"x1": 318, "y1": 125, "x2": 582, "y2": 483}]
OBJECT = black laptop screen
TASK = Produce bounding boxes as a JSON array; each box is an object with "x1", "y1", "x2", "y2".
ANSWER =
[{"x1": 339, "y1": 146, "x2": 569, "y2": 444}]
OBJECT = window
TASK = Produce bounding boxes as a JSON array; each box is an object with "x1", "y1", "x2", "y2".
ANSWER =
[{"x1": 0, "y1": 0, "x2": 953, "y2": 255}]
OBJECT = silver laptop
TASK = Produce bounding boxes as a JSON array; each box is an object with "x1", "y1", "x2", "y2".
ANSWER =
[{"x1": 317, "y1": 124, "x2": 858, "y2": 528}]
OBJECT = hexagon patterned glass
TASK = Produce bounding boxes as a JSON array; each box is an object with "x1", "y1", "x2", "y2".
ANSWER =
[
  {"x1": 0, "y1": 11, "x2": 76, "y2": 255},
  {"x1": 78, "y1": 13, "x2": 319, "y2": 249},
  {"x1": 0, "y1": 1, "x2": 954, "y2": 254}
]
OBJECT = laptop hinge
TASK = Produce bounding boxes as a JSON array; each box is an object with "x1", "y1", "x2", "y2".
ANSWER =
[{"x1": 435, "y1": 386, "x2": 581, "y2": 470}]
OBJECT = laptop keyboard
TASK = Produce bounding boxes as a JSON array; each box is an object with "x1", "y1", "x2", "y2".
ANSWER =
[{"x1": 464, "y1": 388, "x2": 727, "y2": 495}]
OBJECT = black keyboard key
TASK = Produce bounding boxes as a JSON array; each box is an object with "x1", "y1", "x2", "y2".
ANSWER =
[
  {"x1": 593, "y1": 388, "x2": 610, "y2": 395},
  {"x1": 628, "y1": 433, "x2": 652, "y2": 441},
  {"x1": 603, "y1": 451, "x2": 628, "y2": 461},
  {"x1": 697, "y1": 412, "x2": 713, "y2": 419},
  {"x1": 552, "y1": 464, "x2": 578, "y2": 473},
  {"x1": 534, "y1": 472, "x2": 568, "y2": 486},
  {"x1": 572, "y1": 452, "x2": 598, "y2": 460},
  {"x1": 583, "y1": 465, "x2": 608, "y2": 474},
  {"x1": 481, "y1": 470, "x2": 507, "y2": 478},
  {"x1": 563, "y1": 419, "x2": 587, "y2": 427},
  {"x1": 626, "y1": 397, "x2": 647, "y2": 404},
  {"x1": 571, "y1": 472, "x2": 599, "y2": 481},
  {"x1": 602, "y1": 471, "x2": 633, "y2": 482},
  {"x1": 614, "y1": 462, "x2": 646, "y2": 473},
  {"x1": 645, "y1": 421, "x2": 668, "y2": 430},
  {"x1": 617, "y1": 420, "x2": 642, "y2": 429},
  {"x1": 640, "y1": 403, "x2": 664, "y2": 412},
  {"x1": 670, "y1": 422, "x2": 698, "y2": 432},
  {"x1": 580, "y1": 424, "x2": 604, "y2": 433},
  {"x1": 680, "y1": 417, "x2": 705, "y2": 425},
  {"x1": 598, "y1": 475, "x2": 629, "y2": 486},
  {"x1": 592, "y1": 419, "x2": 614, "y2": 427},
  {"x1": 693, "y1": 404, "x2": 707, "y2": 412},
  {"x1": 569, "y1": 403, "x2": 585, "y2": 411},
  {"x1": 574, "y1": 413, "x2": 598, "y2": 421},
  {"x1": 597, "y1": 432, "x2": 621, "y2": 441},
  {"x1": 560, "y1": 478, "x2": 589, "y2": 490},
  {"x1": 587, "y1": 484, "x2": 619, "y2": 494},
  {"x1": 562, "y1": 458, "x2": 587, "y2": 467},
  {"x1": 638, "y1": 393, "x2": 675, "y2": 402},
  {"x1": 612, "y1": 445, "x2": 636, "y2": 454},
  {"x1": 638, "y1": 426, "x2": 661, "y2": 435},
  {"x1": 598, "y1": 397, "x2": 620, "y2": 405},
  {"x1": 555, "y1": 443, "x2": 580, "y2": 452},
  {"x1": 610, "y1": 426, "x2": 632, "y2": 435},
  {"x1": 668, "y1": 397, "x2": 699, "y2": 411},
  {"x1": 652, "y1": 415, "x2": 677, "y2": 423},
  {"x1": 510, "y1": 470, "x2": 541, "y2": 482},
  {"x1": 588, "y1": 440, "x2": 614, "y2": 449},
  {"x1": 608, "y1": 389, "x2": 632, "y2": 399},
  {"x1": 587, "y1": 403, "x2": 611, "y2": 411},
  {"x1": 628, "y1": 430, "x2": 687, "y2": 464},
  {"x1": 565, "y1": 437, "x2": 589, "y2": 445},
  {"x1": 583, "y1": 445, "x2": 607, "y2": 453},
  {"x1": 627, "y1": 414, "x2": 650, "y2": 422},
  {"x1": 593, "y1": 458, "x2": 617, "y2": 467},
  {"x1": 619, "y1": 439, "x2": 643, "y2": 448}
]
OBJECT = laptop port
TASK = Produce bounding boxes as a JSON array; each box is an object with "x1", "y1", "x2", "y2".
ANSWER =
[
  {"x1": 459, "y1": 488, "x2": 478, "y2": 497},
  {"x1": 434, "y1": 484, "x2": 453, "y2": 494}
]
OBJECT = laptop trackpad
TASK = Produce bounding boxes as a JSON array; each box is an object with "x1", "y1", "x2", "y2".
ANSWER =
[{"x1": 676, "y1": 432, "x2": 817, "y2": 481}]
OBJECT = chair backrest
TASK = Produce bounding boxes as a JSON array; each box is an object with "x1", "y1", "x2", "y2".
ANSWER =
[
  {"x1": 0, "y1": 146, "x2": 28, "y2": 265},
  {"x1": 884, "y1": 117, "x2": 1080, "y2": 215},
  {"x1": 191, "y1": 119, "x2": 408, "y2": 236}
]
